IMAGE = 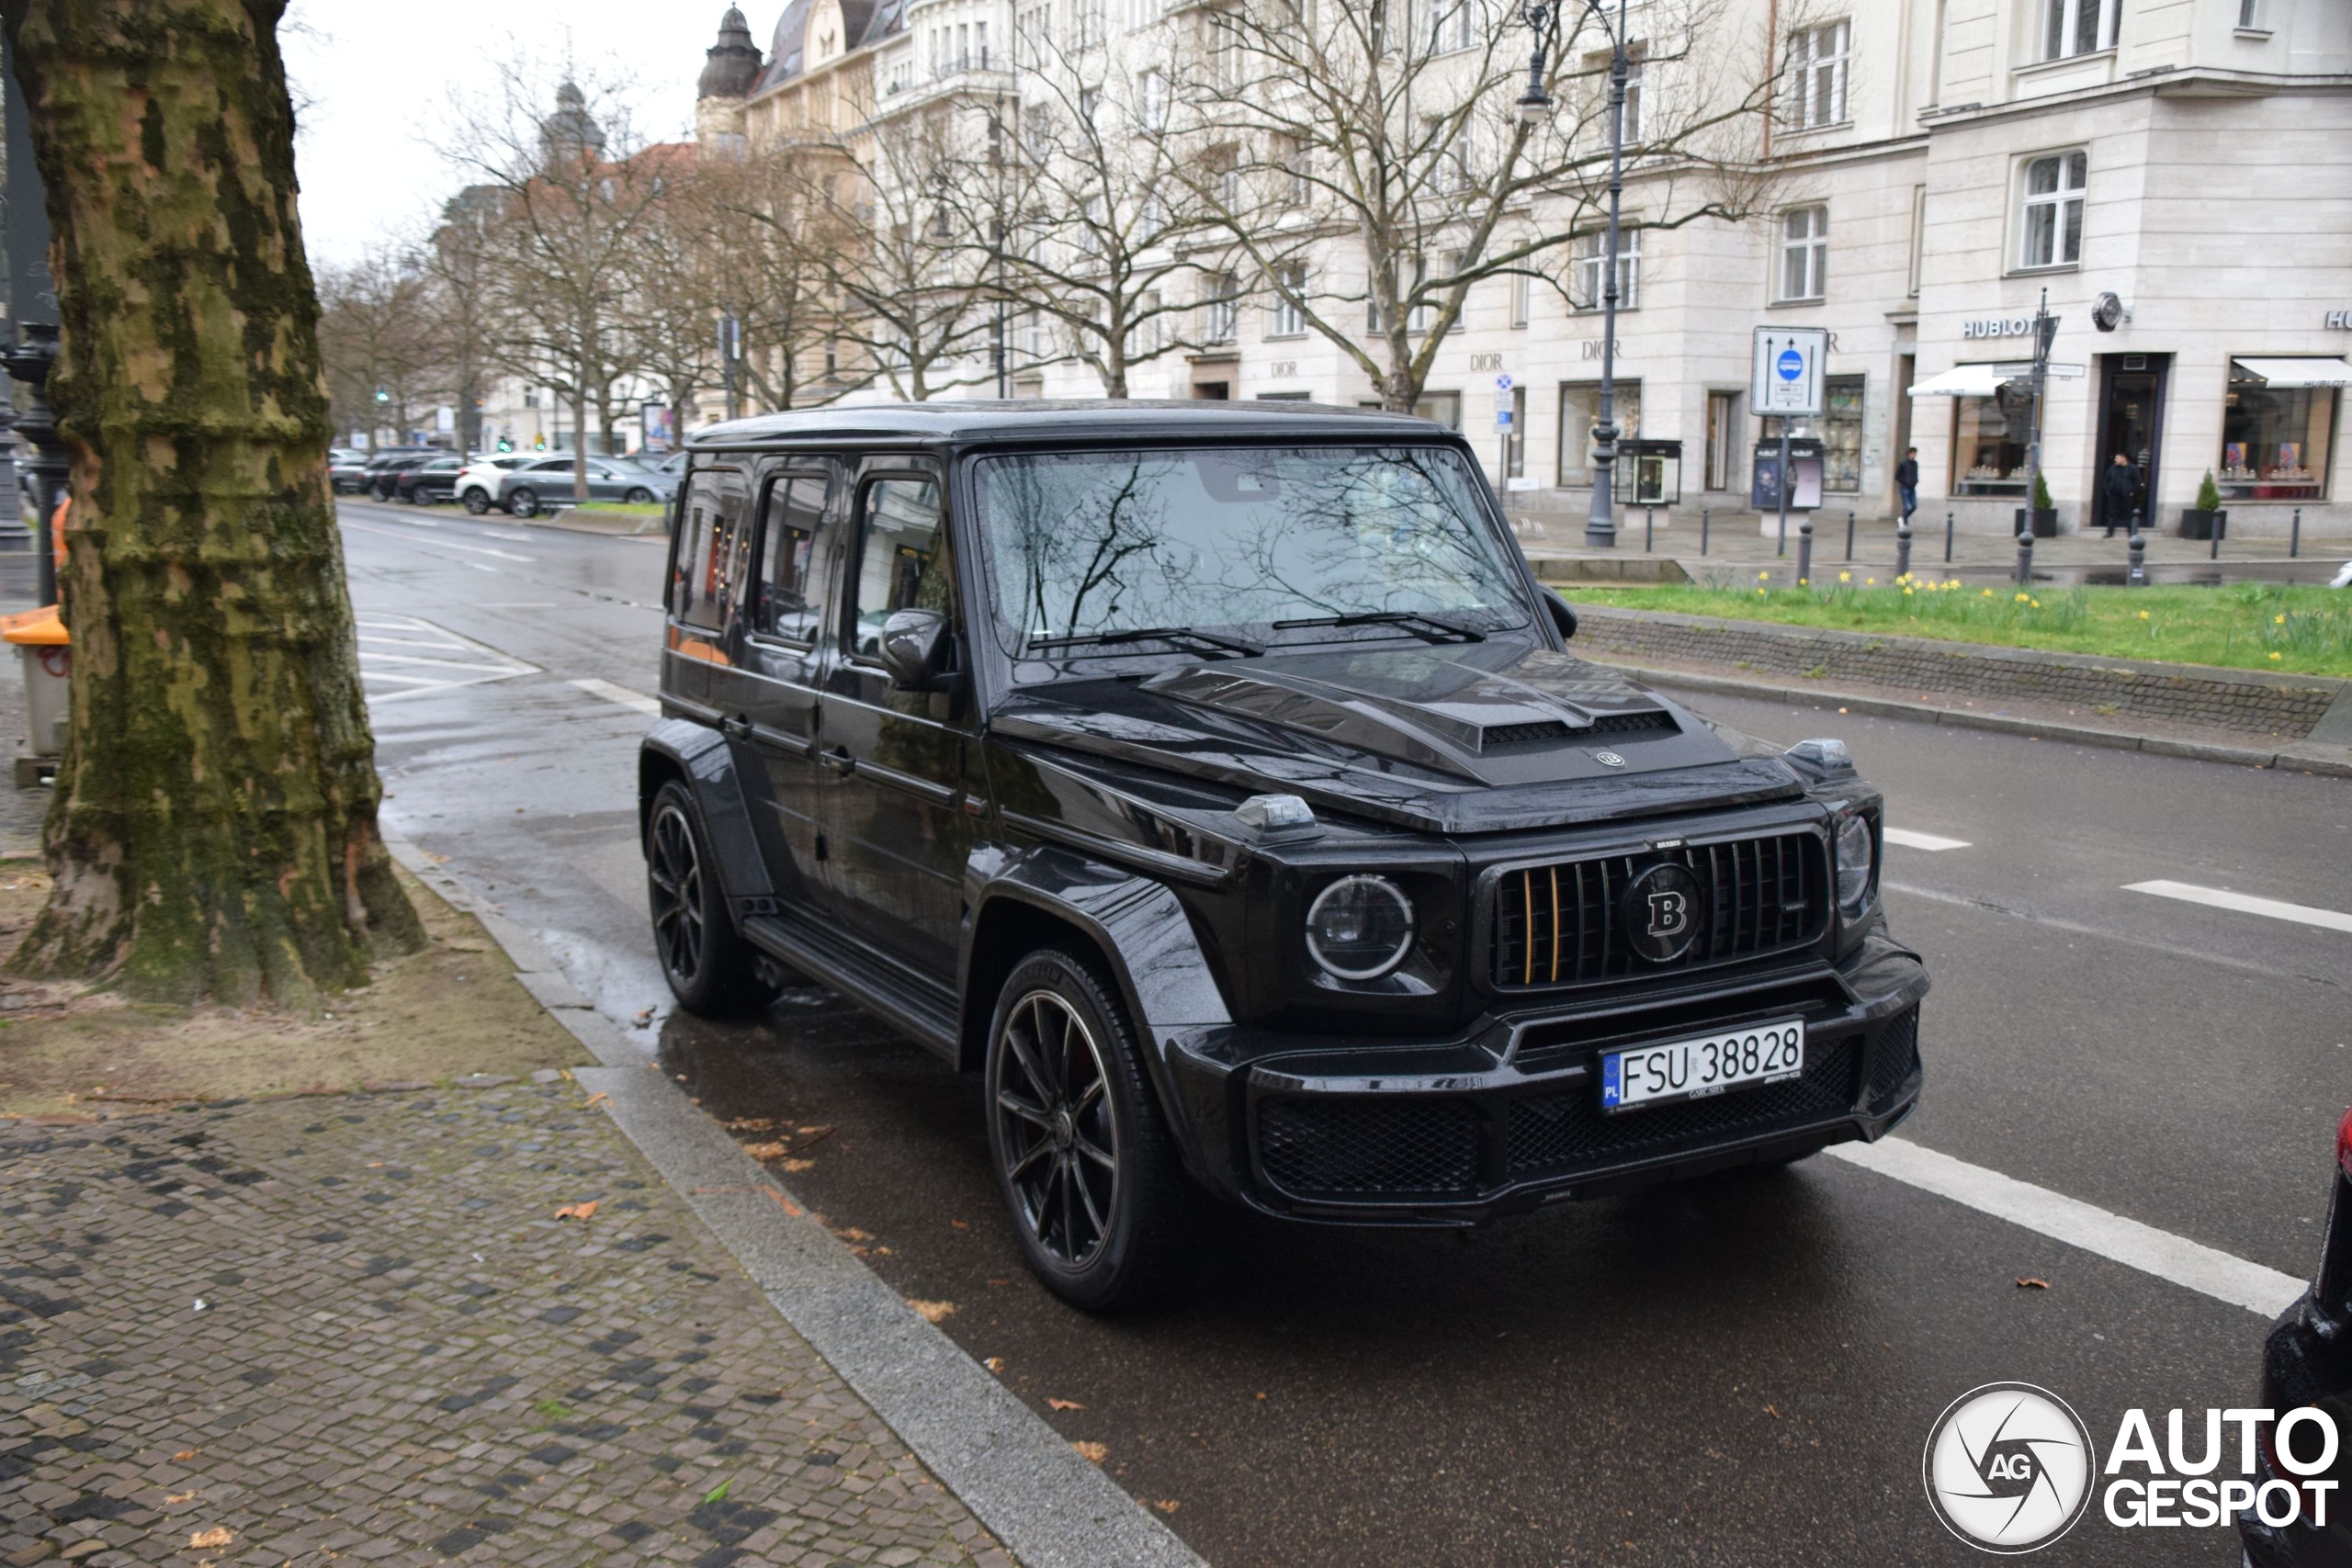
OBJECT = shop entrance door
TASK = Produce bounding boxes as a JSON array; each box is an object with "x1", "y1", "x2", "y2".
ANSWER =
[{"x1": 2094, "y1": 354, "x2": 2169, "y2": 534}]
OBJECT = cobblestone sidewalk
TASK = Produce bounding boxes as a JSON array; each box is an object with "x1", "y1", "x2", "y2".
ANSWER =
[{"x1": 0, "y1": 1082, "x2": 1015, "y2": 1568}]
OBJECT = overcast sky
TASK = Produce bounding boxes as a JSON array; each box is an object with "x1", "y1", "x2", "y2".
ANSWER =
[{"x1": 283, "y1": 0, "x2": 727, "y2": 269}]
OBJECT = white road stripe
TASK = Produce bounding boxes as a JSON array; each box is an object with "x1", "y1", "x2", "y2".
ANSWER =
[
  {"x1": 341, "y1": 519, "x2": 533, "y2": 562},
  {"x1": 1827, "y1": 1136, "x2": 2303, "y2": 1318},
  {"x1": 2125, "y1": 880, "x2": 2352, "y2": 936},
  {"x1": 571, "y1": 677, "x2": 661, "y2": 716},
  {"x1": 1883, "y1": 828, "x2": 1971, "y2": 852}
]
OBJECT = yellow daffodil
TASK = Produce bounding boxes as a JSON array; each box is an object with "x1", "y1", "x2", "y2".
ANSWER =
[
  {"x1": 1902, "y1": 586, "x2": 1914, "y2": 596},
  {"x1": 2015, "y1": 592, "x2": 2030, "y2": 603},
  {"x1": 2276, "y1": 615, "x2": 2287, "y2": 625},
  {"x1": 1838, "y1": 571, "x2": 1851, "y2": 583},
  {"x1": 2137, "y1": 610, "x2": 2150, "y2": 620},
  {"x1": 2271, "y1": 651, "x2": 2284, "y2": 660}
]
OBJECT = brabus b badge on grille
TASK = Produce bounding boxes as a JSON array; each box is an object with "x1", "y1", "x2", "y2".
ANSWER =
[{"x1": 1620, "y1": 863, "x2": 1706, "y2": 964}]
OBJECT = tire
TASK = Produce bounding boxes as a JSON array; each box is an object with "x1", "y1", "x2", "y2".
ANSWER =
[
  {"x1": 371, "y1": 480, "x2": 393, "y2": 501},
  {"x1": 507, "y1": 488, "x2": 538, "y2": 519},
  {"x1": 624, "y1": 486, "x2": 656, "y2": 504},
  {"x1": 645, "y1": 780, "x2": 774, "y2": 1016},
  {"x1": 461, "y1": 488, "x2": 491, "y2": 515},
  {"x1": 985, "y1": 948, "x2": 1213, "y2": 1312}
]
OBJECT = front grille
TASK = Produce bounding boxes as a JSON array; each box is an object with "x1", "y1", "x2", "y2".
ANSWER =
[
  {"x1": 1506, "y1": 1039, "x2": 1860, "y2": 1178},
  {"x1": 1258, "y1": 1098, "x2": 1479, "y2": 1198},
  {"x1": 1493, "y1": 831, "x2": 1826, "y2": 989},
  {"x1": 1866, "y1": 1008, "x2": 1921, "y2": 1111}
]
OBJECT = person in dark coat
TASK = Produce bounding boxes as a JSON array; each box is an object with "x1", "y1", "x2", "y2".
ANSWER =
[
  {"x1": 1895, "y1": 448, "x2": 1918, "y2": 522},
  {"x1": 2102, "y1": 453, "x2": 2139, "y2": 537}
]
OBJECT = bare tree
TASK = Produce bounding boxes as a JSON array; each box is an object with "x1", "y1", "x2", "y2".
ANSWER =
[
  {"x1": 419, "y1": 190, "x2": 503, "y2": 453},
  {"x1": 314, "y1": 244, "x2": 440, "y2": 445},
  {"x1": 1176, "y1": 0, "x2": 1781, "y2": 412},
  {"x1": 681, "y1": 145, "x2": 854, "y2": 415}
]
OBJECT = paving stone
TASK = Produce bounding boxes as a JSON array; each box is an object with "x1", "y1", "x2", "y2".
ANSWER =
[{"x1": 0, "y1": 1089, "x2": 1007, "y2": 1567}]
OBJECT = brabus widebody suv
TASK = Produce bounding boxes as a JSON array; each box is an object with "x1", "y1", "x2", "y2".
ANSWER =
[{"x1": 640, "y1": 403, "x2": 1928, "y2": 1310}]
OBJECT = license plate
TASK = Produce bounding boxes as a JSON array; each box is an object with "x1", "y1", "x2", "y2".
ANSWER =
[{"x1": 1600, "y1": 1021, "x2": 1805, "y2": 1112}]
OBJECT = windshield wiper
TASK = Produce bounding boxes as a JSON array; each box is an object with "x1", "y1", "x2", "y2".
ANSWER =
[
  {"x1": 1270, "y1": 610, "x2": 1485, "y2": 644},
  {"x1": 1026, "y1": 626, "x2": 1264, "y2": 659}
]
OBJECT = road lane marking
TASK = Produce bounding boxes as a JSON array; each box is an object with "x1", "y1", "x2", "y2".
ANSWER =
[
  {"x1": 341, "y1": 519, "x2": 533, "y2": 562},
  {"x1": 1882, "y1": 880, "x2": 2343, "y2": 989},
  {"x1": 354, "y1": 615, "x2": 538, "y2": 703},
  {"x1": 1827, "y1": 1136, "x2": 2302, "y2": 1318},
  {"x1": 2124, "y1": 880, "x2": 2352, "y2": 936},
  {"x1": 1884, "y1": 828, "x2": 1971, "y2": 852},
  {"x1": 571, "y1": 677, "x2": 660, "y2": 716}
]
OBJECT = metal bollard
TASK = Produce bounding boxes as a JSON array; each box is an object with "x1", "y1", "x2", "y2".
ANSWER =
[
  {"x1": 1895, "y1": 518, "x2": 1913, "y2": 581},
  {"x1": 1944, "y1": 511, "x2": 1955, "y2": 565},
  {"x1": 1797, "y1": 515, "x2": 1815, "y2": 590},
  {"x1": 2015, "y1": 530, "x2": 2035, "y2": 587},
  {"x1": 2127, "y1": 532, "x2": 2147, "y2": 587},
  {"x1": 2211, "y1": 517, "x2": 2222, "y2": 562},
  {"x1": 2291, "y1": 506, "x2": 2301, "y2": 558},
  {"x1": 1701, "y1": 508, "x2": 1710, "y2": 556},
  {"x1": 1845, "y1": 510, "x2": 1856, "y2": 561},
  {"x1": 1645, "y1": 506, "x2": 1654, "y2": 553}
]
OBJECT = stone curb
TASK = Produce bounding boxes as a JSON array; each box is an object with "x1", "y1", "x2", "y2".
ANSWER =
[
  {"x1": 379, "y1": 831, "x2": 1204, "y2": 1568},
  {"x1": 1591, "y1": 660, "x2": 2352, "y2": 778}
]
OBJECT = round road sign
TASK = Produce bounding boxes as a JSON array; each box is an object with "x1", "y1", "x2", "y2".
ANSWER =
[{"x1": 1777, "y1": 347, "x2": 1804, "y2": 381}]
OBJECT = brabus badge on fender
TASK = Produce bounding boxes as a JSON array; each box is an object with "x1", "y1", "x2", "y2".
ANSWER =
[{"x1": 1593, "y1": 750, "x2": 1627, "y2": 768}]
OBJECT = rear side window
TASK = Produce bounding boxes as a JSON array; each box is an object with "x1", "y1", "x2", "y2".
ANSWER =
[
  {"x1": 848, "y1": 477, "x2": 948, "y2": 660},
  {"x1": 756, "y1": 470, "x2": 831, "y2": 644},
  {"x1": 673, "y1": 468, "x2": 752, "y2": 631}
]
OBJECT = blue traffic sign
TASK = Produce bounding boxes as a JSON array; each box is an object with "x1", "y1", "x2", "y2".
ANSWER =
[{"x1": 1777, "y1": 348, "x2": 1804, "y2": 381}]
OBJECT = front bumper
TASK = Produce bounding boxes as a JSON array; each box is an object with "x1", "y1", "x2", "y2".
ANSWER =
[{"x1": 1159, "y1": 935, "x2": 1928, "y2": 1223}]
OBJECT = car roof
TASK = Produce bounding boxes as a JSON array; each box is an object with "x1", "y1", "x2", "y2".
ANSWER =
[{"x1": 684, "y1": 400, "x2": 1447, "y2": 450}]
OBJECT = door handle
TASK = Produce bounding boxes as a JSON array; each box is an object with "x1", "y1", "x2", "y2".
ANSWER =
[
  {"x1": 720, "y1": 715, "x2": 752, "y2": 741},
  {"x1": 820, "y1": 746, "x2": 856, "y2": 776}
]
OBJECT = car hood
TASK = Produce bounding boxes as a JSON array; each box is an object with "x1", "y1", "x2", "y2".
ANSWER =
[{"x1": 989, "y1": 640, "x2": 1808, "y2": 835}]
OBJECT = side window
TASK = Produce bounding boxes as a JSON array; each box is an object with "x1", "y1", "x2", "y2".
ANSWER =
[
  {"x1": 754, "y1": 469, "x2": 831, "y2": 643},
  {"x1": 848, "y1": 476, "x2": 949, "y2": 660},
  {"x1": 672, "y1": 469, "x2": 752, "y2": 631}
]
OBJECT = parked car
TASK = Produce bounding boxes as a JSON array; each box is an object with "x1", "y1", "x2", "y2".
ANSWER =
[
  {"x1": 2238, "y1": 1105, "x2": 2352, "y2": 1566},
  {"x1": 332, "y1": 446, "x2": 435, "y2": 495},
  {"x1": 452, "y1": 455, "x2": 537, "y2": 513},
  {"x1": 391, "y1": 454, "x2": 469, "y2": 504},
  {"x1": 638, "y1": 402, "x2": 1928, "y2": 1310},
  {"x1": 495, "y1": 456, "x2": 675, "y2": 518},
  {"x1": 366, "y1": 453, "x2": 444, "y2": 501}
]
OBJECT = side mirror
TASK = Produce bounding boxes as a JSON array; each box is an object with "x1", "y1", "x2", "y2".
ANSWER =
[
  {"x1": 1545, "y1": 593, "x2": 1578, "y2": 642},
  {"x1": 878, "y1": 607, "x2": 958, "y2": 692}
]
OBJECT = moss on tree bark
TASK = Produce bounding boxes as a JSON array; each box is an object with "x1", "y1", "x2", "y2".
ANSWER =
[{"x1": 1, "y1": 0, "x2": 422, "y2": 1004}]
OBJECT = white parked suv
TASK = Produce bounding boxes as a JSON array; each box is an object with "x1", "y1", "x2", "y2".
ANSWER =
[{"x1": 453, "y1": 455, "x2": 538, "y2": 515}]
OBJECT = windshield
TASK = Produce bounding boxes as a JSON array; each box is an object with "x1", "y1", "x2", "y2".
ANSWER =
[{"x1": 972, "y1": 446, "x2": 1530, "y2": 658}]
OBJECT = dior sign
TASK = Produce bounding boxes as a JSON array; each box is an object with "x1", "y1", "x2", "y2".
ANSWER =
[{"x1": 1960, "y1": 317, "x2": 2037, "y2": 340}]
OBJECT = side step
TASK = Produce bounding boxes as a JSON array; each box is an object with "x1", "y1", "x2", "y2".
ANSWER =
[{"x1": 739, "y1": 913, "x2": 961, "y2": 1060}]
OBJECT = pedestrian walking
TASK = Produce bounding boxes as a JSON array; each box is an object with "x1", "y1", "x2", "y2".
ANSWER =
[
  {"x1": 2102, "y1": 452, "x2": 2138, "y2": 537},
  {"x1": 1895, "y1": 448, "x2": 1918, "y2": 524}
]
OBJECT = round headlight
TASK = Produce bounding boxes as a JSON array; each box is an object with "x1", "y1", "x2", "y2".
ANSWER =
[
  {"x1": 1305, "y1": 875, "x2": 1416, "y2": 981},
  {"x1": 1835, "y1": 812, "x2": 1875, "y2": 910}
]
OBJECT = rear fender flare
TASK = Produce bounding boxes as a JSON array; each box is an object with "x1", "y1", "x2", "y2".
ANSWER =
[{"x1": 639, "y1": 719, "x2": 773, "y2": 906}]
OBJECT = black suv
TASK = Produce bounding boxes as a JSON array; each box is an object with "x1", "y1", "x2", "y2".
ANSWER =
[{"x1": 641, "y1": 403, "x2": 1928, "y2": 1309}]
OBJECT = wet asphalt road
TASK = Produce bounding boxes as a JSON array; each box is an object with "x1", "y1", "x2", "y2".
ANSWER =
[{"x1": 340, "y1": 496, "x2": 2349, "y2": 1566}]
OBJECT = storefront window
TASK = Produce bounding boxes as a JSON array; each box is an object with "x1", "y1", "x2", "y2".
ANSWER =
[
  {"x1": 1821, "y1": 375, "x2": 1864, "y2": 491},
  {"x1": 1950, "y1": 382, "x2": 2033, "y2": 495},
  {"x1": 2220, "y1": 361, "x2": 2339, "y2": 501},
  {"x1": 1556, "y1": 380, "x2": 1642, "y2": 488}
]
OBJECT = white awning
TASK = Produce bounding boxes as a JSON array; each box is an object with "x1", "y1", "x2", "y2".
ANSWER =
[
  {"x1": 1908, "y1": 364, "x2": 2014, "y2": 399},
  {"x1": 2231, "y1": 356, "x2": 2352, "y2": 389}
]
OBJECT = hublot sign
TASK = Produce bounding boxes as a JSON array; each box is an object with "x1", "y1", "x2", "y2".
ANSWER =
[
  {"x1": 1961, "y1": 316, "x2": 2037, "y2": 340},
  {"x1": 2327, "y1": 309, "x2": 2352, "y2": 330}
]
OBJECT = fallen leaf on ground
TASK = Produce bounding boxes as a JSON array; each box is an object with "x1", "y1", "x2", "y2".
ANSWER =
[
  {"x1": 189, "y1": 1528, "x2": 234, "y2": 1550},
  {"x1": 1764, "y1": 1405, "x2": 1780, "y2": 1420},
  {"x1": 173, "y1": 1450, "x2": 199, "y2": 1461},
  {"x1": 950, "y1": 1219, "x2": 968, "y2": 1229},
  {"x1": 633, "y1": 1008, "x2": 655, "y2": 1026},
  {"x1": 765, "y1": 1189, "x2": 803, "y2": 1217},
  {"x1": 743, "y1": 1142, "x2": 791, "y2": 1161},
  {"x1": 165, "y1": 1490, "x2": 198, "y2": 1504},
  {"x1": 987, "y1": 1278, "x2": 1012, "y2": 1287},
  {"x1": 582, "y1": 1092, "x2": 609, "y2": 1110},
  {"x1": 704, "y1": 1478, "x2": 733, "y2": 1505},
  {"x1": 553, "y1": 1201, "x2": 597, "y2": 1221},
  {"x1": 1153, "y1": 1500, "x2": 1181, "y2": 1515},
  {"x1": 831, "y1": 1226, "x2": 875, "y2": 1243},
  {"x1": 795, "y1": 1124, "x2": 834, "y2": 1141},
  {"x1": 984, "y1": 1357, "x2": 1005, "y2": 1373},
  {"x1": 1046, "y1": 1398, "x2": 1084, "y2": 1412},
  {"x1": 907, "y1": 1299, "x2": 956, "y2": 1323},
  {"x1": 2016, "y1": 1277, "x2": 2051, "y2": 1290},
  {"x1": 780, "y1": 1158, "x2": 814, "y2": 1173},
  {"x1": 366, "y1": 1161, "x2": 385, "y2": 1168},
  {"x1": 727, "y1": 1118, "x2": 775, "y2": 1132},
  {"x1": 1071, "y1": 1441, "x2": 1109, "y2": 1464}
]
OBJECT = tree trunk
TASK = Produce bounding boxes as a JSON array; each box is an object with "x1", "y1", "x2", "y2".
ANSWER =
[
  {"x1": 571, "y1": 392, "x2": 589, "y2": 497},
  {"x1": 1, "y1": 0, "x2": 422, "y2": 1005}
]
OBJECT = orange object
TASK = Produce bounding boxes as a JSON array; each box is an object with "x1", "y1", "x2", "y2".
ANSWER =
[{"x1": 0, "y1": 604, "x2": 65, "y2": 647}]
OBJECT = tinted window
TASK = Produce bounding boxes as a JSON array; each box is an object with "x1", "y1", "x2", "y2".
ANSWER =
[
  {"x1": 529, "y1": 458, "x2": 570, "y2": 472},
  {"x1": 756, "y1": 471, "x2": 831, "y2": 643},
  {"x1": 848, "y1": 478, "x2": 947, "y2": 660},
  {"x1": 673, "y1": 469, "x2": 752, "y2": 632}
]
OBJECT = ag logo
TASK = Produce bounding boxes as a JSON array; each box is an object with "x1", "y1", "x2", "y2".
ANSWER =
[
  {"x1": 1923, "y1": 1383, "x2": 2096, "y2": 1553},
  {"x1": 1618, "y1": 863, "x2": 1705, "y2": 964}
]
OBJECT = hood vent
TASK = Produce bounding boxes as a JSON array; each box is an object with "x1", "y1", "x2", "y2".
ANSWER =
[{"x1": 1477, "y1": 710, "x2": 1679, "y2": 752}]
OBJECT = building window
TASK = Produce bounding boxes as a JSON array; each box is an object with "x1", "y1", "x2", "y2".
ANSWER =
[
  {"x1": 1583, "y1": 44, "x2": 1645, "y2": 145},
  {"x1": 2220, "y1": 360, "x2": 2340, "y2": 501},
  {"x1": 1951, "y1": 381, "x2": 2033, "y2": 495},
  {"x1": 2018, "y1": 151, "x2": 2086, "y2": 269},
  {"x1": 1017, "y1": 5, "x2": 1054, "y2": 67},
  {"x1": 2238, "y1": 0, "x2": 2266, "y2": 27},
  {"x1": 1785, "y1": 20, "x2": 1849, "y2": 130},
  {"x1": 1571, "y1": 230, "x2": 1640, "y2": 310},
  {"x1": 1821, "y1": 375, "x2": 1864, "y2": 491},
  {"x1": 2044, "y1": 0, "x2": 2115, "y2": 60},
  {"x1": 1073, "y1": 0, "x2": 1104, "y2": 50},
  {"x1": 1556, "y1": 380, "x2": 1642, "y2": 488},
  {"x1": 1509, "y1": 268, "x2": 1531, "y2": 329},
  {"x1": 1778, "y1": 207, "x2": 1826, "y2": 302},
  {"x1": 1270, "y1": 264, "x2": 1309, "y2": 337},
  {"x1": 1128, "y1": 0, "x2": 1157, "y2": 30},
  {"x1": 1201, "y1": 273, "x2": 1238, "y2": 344},
  {"x1": 1274, "y1": 134, "x2": 1312, "y2": 207},
  {"x1": 1907, "y1": 186, "x2": 1927, "y2": 298},
  {"x1": 1426, "y1": 0, "x2": 1472, "y2": 54},
  {"x1": 1506, "y1": 385, "x2": 1528, "y2": 478},
  {"x1": 1138, "y1": 69, "x2": 1168, "y2": 130}
]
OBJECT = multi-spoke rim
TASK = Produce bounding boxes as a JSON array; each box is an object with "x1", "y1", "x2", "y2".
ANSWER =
[
  {"x1": 992, "y1": 988, "x2": 1120, "y2": 1269},
  {"x1": 647, "y1": 801, "x2": 705, "y2": 986}
]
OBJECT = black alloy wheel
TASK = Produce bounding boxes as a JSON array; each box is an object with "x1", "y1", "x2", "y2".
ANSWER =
[
  {"x1": 985, "y1": 949, "x2": 1211, "y2": 1311},
  {"x1": 624, "y1": 486, "x2": 656, "y2": 504},
  {"x1": 644, "y1": 780, "x2": 772, "y2": 1016},
  {"x1": 507, "y1": 487, "x2": 539, "y2": 519},
  {"x1": 461, "y1": 488, "x2": 491, "y2": 514}
]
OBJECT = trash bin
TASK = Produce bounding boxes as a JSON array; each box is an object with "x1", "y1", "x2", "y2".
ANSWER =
[{"x1": 1, "y1": 604, "x2": 67, "y2": 785}]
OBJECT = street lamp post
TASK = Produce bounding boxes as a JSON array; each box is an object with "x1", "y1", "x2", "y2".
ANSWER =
[{"x1": 1514, "y1": 0, "x2": 1631, "y2": 548}]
